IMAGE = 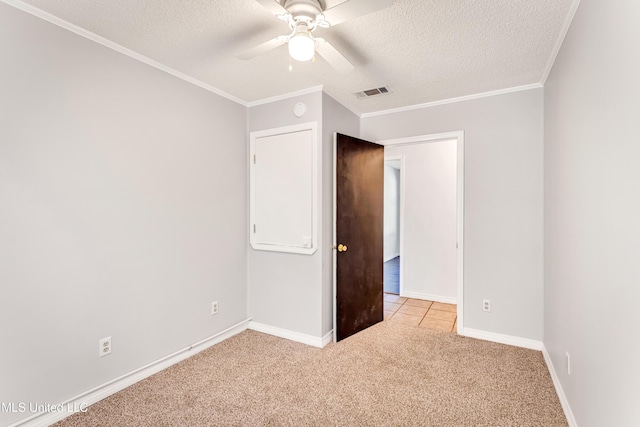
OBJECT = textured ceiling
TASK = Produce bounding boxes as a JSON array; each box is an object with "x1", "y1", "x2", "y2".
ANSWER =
[{"x1": 11, "y1": 0, "x2": 575, "y2": 114}]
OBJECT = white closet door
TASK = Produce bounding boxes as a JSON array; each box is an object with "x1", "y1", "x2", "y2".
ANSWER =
[{"x1": 250, "y1": 123, "x2": 317, "y2": 254}]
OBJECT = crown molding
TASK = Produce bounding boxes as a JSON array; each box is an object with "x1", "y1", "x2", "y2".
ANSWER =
[
  {"x1": 4, "y1": 0, "x2": 580, "y2": 117},
  {"x1": 361, "y1": 83, "x2": 543, "y2": 118},
  {"x1": 247, "y1": 85, "x2": 324, "y2": 107},
  {"x1": 1, "y1": 0, "x2": 248, "y2": 106},
  {"x1": 541, "y1": 0, "x2": 582, "y2": 85}
]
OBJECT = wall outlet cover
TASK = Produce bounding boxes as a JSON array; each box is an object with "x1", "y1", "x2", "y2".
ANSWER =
[{"x1": 99, "y1": 337, "x2": 112, "y2": 357}]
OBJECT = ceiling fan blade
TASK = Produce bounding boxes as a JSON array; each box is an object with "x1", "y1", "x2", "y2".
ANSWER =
[
  {"x1": 237, "y1": 36, "x2": 288, "y2": 60},
  {"x1": 316, "y1": 40, "x2": 354, "y2": 74},
  {"x1": 254, "y1": 0, "x2": 288, "y2": 16},
  {"x1": 321, "y1": 0, "x2": 393, "y2": 26}
]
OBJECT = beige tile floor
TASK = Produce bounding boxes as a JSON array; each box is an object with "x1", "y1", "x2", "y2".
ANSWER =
[{"x1": 384, "y1": 293, "x2": 457, "y2": 333}]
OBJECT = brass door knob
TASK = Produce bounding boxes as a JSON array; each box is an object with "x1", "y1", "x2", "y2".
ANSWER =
[{"x1": 337, "y1": 244, "x2": 348, "y2": 252}]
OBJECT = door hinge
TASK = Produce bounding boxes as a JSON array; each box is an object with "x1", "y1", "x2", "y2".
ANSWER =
[
  {"x1": 253, "y1": 224, "x2": 256, "y2": 233},
  {"x1": 253, "y1": 154, "x2": 256, "y2": 164}
]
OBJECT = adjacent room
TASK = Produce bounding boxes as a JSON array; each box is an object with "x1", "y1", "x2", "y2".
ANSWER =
[{"x1": 1, "y1": 1, "x2": 638, "y2": 426}]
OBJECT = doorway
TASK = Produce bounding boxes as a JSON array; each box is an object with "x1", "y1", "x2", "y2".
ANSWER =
[
  {"x1": 333, "y1": 131, "x2": 464, "y2": 340},
  {"x1": 378, "y1": 132, "x2": 464, "y2": 333}
]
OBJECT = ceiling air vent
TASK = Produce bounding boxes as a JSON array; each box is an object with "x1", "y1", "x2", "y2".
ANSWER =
[{"x1": 354, "y1": 86, "x2": 391, "y2": 100}]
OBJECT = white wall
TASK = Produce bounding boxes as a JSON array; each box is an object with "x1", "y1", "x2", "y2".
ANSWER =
[
  {"x1": 544, "y1": 1, "x2": 640, "y2": 425},
  {"x1": 383, "y1": 165, "x2": 400, "y2": 261},
  {"x1": 247, "y1": 92, "x2": 359, "y2": 340},
  {"x1": 0, "y1": 3, "x2": 248, "y2": 427},
  {"x1": 361, "y1": 89, "x2": 543, "y2": 340},
  {"x1": 321, "y1": 93, "x2": 360, "y2": 336},
  {"x1": 385, "y1": 140, "x2": 457, "y2": 301},
  {"x1": 247, "y1": 91, "x2": 324, "y2": 338}
]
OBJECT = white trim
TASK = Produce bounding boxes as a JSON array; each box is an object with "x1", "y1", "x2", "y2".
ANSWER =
[
  {"x1": 247, "y1": 85, "x2": 324, "y2": 107},
  {"x1": 361, "y1": 84, "x2": 542, "y2": 118},
  {"x1": 455, "y1": 136, "x2": 465, "y2": 334},
  {"x1": 383, "y1": 155, "x2": 405, "y2": 295},
  {"x1": 542, "y1": 344, "x2": 578, "y2": 427},
  {"x1": 1, "y1": 0, "x2": 247, "y2": 107},
  {"x1": 400, "y1": 157, "x2": 407, "y2": 297},
  {"x1": 540, "y1": 0, "x2": 582, "y2": 84},
  {"x1": 461, "y1": 328, "x2": 542, "y2": 351},
  {"x1": 8, "y1": 319, "x2": 251, "y2": 427},
  {"x1": 378, "y1": 131, "x2": 464, "y2": 147},
  {"x1": 402, "y1": 291, "x2": 456, "y2": 305},
  {"x1": 248, "y1": 321, "x2": 329, "y2": 348},
  {"x1": 322, "y1": 330, "x2": 334, "y2": 348},
  {"x1": 3, "y1": 0, "x2": 578, "y2": 114},
  {"x1": 379, "y1": 131, "x2": 465, "y2": 334},
  {"x1": 249, "y1": 122, "x2": 319, "y2": 255}
]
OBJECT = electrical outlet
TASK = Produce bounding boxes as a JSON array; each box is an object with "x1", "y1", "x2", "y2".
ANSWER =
[
  {"x1": 482, "y1": 299, "x2": 491, "y2": 312},
  {"x1": 566, "y1": 352, "x2": 571, "y2": 375},
  {"x1": 99, "y1": 337, "x2": 111, "y2": 357},
  {"x1": 211, "y1": 301, "x2": 219, "y2": 315}
]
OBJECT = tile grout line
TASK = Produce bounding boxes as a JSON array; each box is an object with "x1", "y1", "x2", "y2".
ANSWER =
[{"x1": 384, "y1": 294, "x2": 457, "y2": 332}]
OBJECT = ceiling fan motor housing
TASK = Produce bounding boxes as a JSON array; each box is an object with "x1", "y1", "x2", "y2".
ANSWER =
[
  {"x1": 238, "y1": 0, "x2": 363, "y2": 73},
  {"x1": 284, "y1": 0, "x2": 323, "y2": 22}
]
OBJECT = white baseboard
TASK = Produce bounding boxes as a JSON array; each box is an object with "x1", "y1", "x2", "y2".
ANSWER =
[
  {"x1": 542, "y1": 344, "x2": 578, "y2": 427},
  {"x1": 461, "y1": 330, "x2": 576, "y2": 425},
  {"x1": 322, "y1": 330, "x2": 334, "y2": 347},
  {"x1": 248, "y1": 321, "x2": 331, "y2": 348},
  {"x1": 461, "y1": 328, "x2": 543, "y2": 351},
  {"x1": 402, "y1": 291, "x2": 456, "y2": 305},
  {"x1": 9, "y1": 319, "x2": 251, "y2": 427}
]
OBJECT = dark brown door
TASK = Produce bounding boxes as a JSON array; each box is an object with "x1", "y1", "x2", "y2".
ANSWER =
[{"x1": 335, "y1": 133, "x2": 384, "y2": 341}]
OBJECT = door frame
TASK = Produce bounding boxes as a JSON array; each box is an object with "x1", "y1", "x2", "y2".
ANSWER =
[
  {"x1": 383, "y1": 155, "x2": 406, "y2": 296},
  {"x1": 377, "y1": 131, "x2": 465, "y2": 334}
]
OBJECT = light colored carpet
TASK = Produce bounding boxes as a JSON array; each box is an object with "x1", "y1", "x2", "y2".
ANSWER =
[{"x1": 54, "y1": 321, "x2": 567, "y2": 426}]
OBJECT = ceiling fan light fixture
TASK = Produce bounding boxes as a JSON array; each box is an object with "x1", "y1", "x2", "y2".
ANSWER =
[{"x1": 288, "y1": 26, "x2": 315, "y2": 62}]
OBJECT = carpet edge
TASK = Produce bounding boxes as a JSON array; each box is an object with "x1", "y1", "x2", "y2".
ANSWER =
[{"x1": 9, "y1": 319, "x2": 252, "y2": 427}]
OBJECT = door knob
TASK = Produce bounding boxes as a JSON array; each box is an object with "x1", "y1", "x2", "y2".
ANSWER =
[{"x1": 337, "y1": 244, "x2": 348, "y2": 252}]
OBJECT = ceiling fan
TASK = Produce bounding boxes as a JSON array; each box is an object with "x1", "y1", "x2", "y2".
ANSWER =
[{"x1": 237, "y1": 0, "x2": 393, "y2": 73}]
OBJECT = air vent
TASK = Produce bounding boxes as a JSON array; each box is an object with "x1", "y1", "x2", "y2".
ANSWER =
[{"x1": 354, "y1": 86, "x2": 391, "y2": 100}]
